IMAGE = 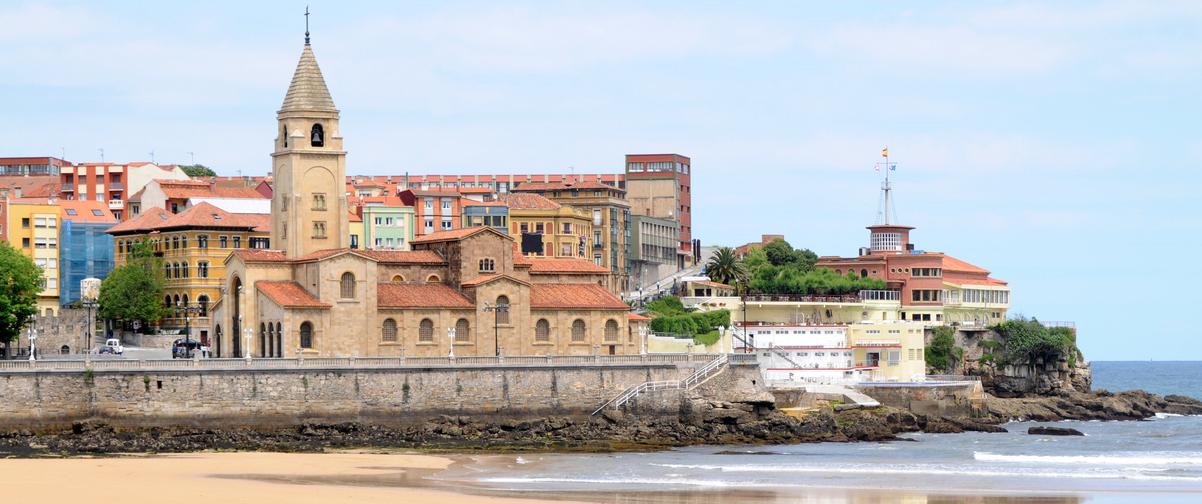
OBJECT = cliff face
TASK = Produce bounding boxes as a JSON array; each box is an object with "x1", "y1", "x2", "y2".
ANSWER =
[{"x1": 936, "y1": 328, "x2": 1091, "y2": 398}]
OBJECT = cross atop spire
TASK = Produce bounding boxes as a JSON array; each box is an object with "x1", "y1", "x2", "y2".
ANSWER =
[{"x1": 304, "y1": 5, "x2": 310, "y2": 45}]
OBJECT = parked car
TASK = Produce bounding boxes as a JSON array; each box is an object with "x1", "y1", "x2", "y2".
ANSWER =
[
  {"x1": 171, "y1": 339, "x2": 205, "y2": 359},
  {"x1": 104, "y1": 338, "x2": 124, "y2": 355}
]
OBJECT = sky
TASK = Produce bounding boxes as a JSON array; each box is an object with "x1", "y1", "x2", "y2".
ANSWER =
[{"x1": 2, "y1": 1, "x2": 1201, "y2": 360}]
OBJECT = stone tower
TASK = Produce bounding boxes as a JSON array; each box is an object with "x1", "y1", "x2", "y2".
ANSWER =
[{"x1": 270, "y1": 39, "x2": 349, "y2": 257}]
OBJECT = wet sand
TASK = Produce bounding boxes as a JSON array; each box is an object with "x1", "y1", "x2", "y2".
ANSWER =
[
  {"x1": 0, "y1": 451, "x2": 576, "y2": 504},
  {"x1": 0, "y1": 451, "x2": 1126, "y2": 504}
]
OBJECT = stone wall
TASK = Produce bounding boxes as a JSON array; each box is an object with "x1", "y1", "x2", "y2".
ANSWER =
[
  {"x1": 0, "y1": 363, "x2": 699, "y2": 429},
  {"x1": 857, "y1": 382, "x2": 985, "y2": 418}
]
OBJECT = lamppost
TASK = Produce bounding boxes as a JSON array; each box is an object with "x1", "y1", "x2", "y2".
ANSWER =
[
  {"x1": 484, "y1": 301, "x2": 510, "y2": 357},
  {"x1": 28, "y1": 326, "x2": 37, "y2": 362},
  {"x1": 447, "y1": 327, "x2": 456, "y2": 359},
  {"x1": 243, "y1": 327, "x2": 252, "y2": 363},
  {"x1": 81, "y1": 298, "x2": 99, "y2": 354},
  {"x1": 174, "y1": 301, "x2": 204, "y2": 358}
]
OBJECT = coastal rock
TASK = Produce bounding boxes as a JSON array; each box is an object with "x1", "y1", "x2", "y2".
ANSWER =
[{"x1": 1028, "y1": 426, "x2": 1084, "y2": 436}]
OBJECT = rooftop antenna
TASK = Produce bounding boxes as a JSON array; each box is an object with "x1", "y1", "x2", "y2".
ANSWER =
[
  {"x1": 60, "y1": 147, "x2": 65, "y2": 161},
  {"x1": 98, "y1": 148, "x2": 104, "y2": 163},
  {"x1": 187, "y1": 151, "x2": 195, "y2": 165},
  {"x1": 874, "y1": 147, "x2": 899, "y2": 225},
  {"x1": 304, "y1": 5, "x2": 311, "y2": 45},
  {"x1": 149, "y1": 150, "x2": 156, "y2": 164}
]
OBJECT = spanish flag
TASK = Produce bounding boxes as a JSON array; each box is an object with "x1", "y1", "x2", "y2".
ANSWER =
[{"x1": 881, "y1": 147, "x2": 889, "y2": 158}]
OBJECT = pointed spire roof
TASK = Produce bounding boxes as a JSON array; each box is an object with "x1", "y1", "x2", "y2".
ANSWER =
[{"x1": 280, "y1": 44, "x2": 336, "y2": 113}]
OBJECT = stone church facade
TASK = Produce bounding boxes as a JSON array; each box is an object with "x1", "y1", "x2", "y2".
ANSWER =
[{"x1": 209, "y1": 38, "x2": 637, "y2": 359}]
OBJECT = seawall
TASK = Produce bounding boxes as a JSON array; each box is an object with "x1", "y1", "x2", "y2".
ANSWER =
[{"x1": 0, "y1": 356, "x2": 764, "y2": 429}]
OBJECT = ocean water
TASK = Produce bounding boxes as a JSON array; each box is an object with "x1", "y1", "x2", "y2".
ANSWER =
[
  {"x1": 445, "y1": 361, "x2": 1202, "y2": 502},
  {"x1": 1091, "y1": 361, "x2": 1202, "y2": 398}
]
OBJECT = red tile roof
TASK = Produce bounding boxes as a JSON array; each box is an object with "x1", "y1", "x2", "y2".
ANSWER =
[
  {"x1": 232, "y1": 249, "x2": 289, "y2": 263},
  {"x1": 628, "y1": 312, "x2": 651, "y2": 321},
  {"x1": 357, "y1": 250, "x2": 446, "y2": 264},
  {"x1": 291, "y1": 248, "x2": 355, "y2": 262},
  {"x1": 530, "y1": 284, "x2": 629, "y2": 310},
  {"x1": 503, "y1": 192, "x2": 561, "y2": 210},
  {"x1": 410, "y1": 226, "x2": 511, "y2": 244},
  {"x1": 106, "y1": 207, "x2": 172, "y2": 234},
  {"x1": 157, "y1": 179, "x2": 267, "y2": 200},
  {"x1": 527, "y1": 257, "x2": 609, "y2": 274},
  {"x1": 512, "y1": 179, "x2": 624, "y2": 193},
  {"x1": 949, "y1": 277, "x2": 1009, "y2": 287},
  {"x1": 377, "y1": 283, "x2": 474, "y2": 308},
  {"x1": 461, "y1": 273, "x2": 530, "y2": 287},
  {"x1": 107, "y1": 202, "x2": 269, "y2": 234},
  {"x1": 942, "y1": 255, "x2": 989, "y2": 274},
  {"x1": 59, "y1": 199, "x2": 118, "y2": 223},
  {"x1": 257, "y1": 281, "x2": 330, "y2": 309}
]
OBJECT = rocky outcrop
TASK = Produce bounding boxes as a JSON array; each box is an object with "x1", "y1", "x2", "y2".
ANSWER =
[
  {"x1": 1029, "y1": 426, "x2": 1084, "y2": 436},
  {"x1": 986, "y1": 390, "x2": 1202, "y2": 421},
  {"x1": 947, "y1": 328, "x2": 1091, "y2": 397},
  {"x1": 0, "y1": 402, "x2": 1015, "y2": 456}
]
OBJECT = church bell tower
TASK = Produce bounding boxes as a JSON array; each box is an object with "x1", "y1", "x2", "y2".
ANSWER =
[{"x1": 271, "y1": 28, "x2": 349, "y2": 258}]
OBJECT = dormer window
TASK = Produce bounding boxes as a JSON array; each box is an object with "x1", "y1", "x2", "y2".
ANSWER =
[{"x1": 310, "y1": 123, "x2": 324, "y2": 147}]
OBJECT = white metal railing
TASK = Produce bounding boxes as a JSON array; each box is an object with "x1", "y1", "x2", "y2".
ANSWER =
[
  {"x1": 0, "y1": 353, "x2": 722, "y2": 373},
  {"x1": 592, "y1": 354, "x2": 729, "y2": 415}
]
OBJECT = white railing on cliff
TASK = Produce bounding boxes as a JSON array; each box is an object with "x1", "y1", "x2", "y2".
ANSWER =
[
  {"x1": 0, "y1": 353, "x2": 757, "y2": 373},
  {"x1": 591, "y1": 353, "x2": 730, "y2": 416}
]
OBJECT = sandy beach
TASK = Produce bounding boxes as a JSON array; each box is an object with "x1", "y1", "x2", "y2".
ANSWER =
[{"x1": 0, "y1": 452, "x2": 576, "y2": 504}]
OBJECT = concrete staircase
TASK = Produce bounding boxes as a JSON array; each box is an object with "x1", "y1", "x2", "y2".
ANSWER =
[
  {"x1": 804, "y1": 383, "x2": 881, "y2": 408},
  {"x1": 591, "y1": 354, "x2": 728, "y2": 415}
]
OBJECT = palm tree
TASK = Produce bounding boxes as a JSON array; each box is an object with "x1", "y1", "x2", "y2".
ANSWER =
[{"x1": 704, "y1": 247, "x2": 746, "y2": 287}]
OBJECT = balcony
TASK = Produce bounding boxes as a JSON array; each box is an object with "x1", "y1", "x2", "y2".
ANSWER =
[
  {"x1": 61, "y1": 183, "x2": 75, "y2": 191},
  {"x1": 859, "y1": 289, "x2": 901, "y2": 302},
  {"x1": 108, "y1": 199, "x2": 124, "y2": 209},
  {"x1": 745, "y1": 294, "x2": 863, "y2": 303},
  {"x1": 108, "y1": 182, "x2": 124, "y2": 190}
]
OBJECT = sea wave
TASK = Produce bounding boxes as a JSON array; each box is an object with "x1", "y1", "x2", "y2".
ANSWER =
[
  {"x1": 479, "y1": 476, "x2": 741, "y2": 487},
  {"x1": 648, "y1": 463, "x2": 1202, "y2": 481},
  {"x1": 974, "y1": 452, "x2": 1202, "y2": 466}
]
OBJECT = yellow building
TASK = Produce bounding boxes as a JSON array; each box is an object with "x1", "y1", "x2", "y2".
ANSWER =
[
  {"x1": 847, "y1": 321, "x2": 927, "y2": 382},
  {"x1": 510, "y1": 180, "x2": 631, "y2": 290},
  {"x1": 5, "y1": 198, "x2": 61, "y2": 315},
  {"x1": 107, "y1": 202, "x2": 270, "y2": 345},
  {"x1": 504, "y1": 193, "x2": 593, "y2": 259}
]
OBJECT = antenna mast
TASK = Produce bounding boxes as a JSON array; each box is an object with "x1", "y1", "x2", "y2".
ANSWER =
[{"x1": 875, "y1": 147, "x2": 898, "y2": 225}]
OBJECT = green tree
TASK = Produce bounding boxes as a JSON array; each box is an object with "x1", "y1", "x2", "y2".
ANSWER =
[
  {"x1": 0, "y1": 241, "x2": 42, "y2": 353},
  {"x1": 925, "y1": 326, "x2": 959, "y2": 373},
  {"x1": 180, "y1": 164, "x2": 216, "y2": 177},
  {"x1": 99, "y1": 240, "x2": 170, "y2": 328},
  {"x1": 704, "y1": 246, "x2": 746, "y2": 287}
]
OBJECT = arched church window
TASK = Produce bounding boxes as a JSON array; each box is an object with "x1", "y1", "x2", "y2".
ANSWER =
[
  {"x1": 311, "y1": 123, "x2": 324, "y2": 147},
  {"x1": 535, "y1": 319, "x2": 550, "y2": 342},
  {"x1": 455, "y1": 318, "x2": 470, "y2": 342},
  {"x1": 340, "y1": 272, "x2": 355, "y2": 298},
  {"x1": 571, "y1": 319, "x2": 586, "y2": 342},
  {"x1": 419, "y1": 319, "x2": 434, "y2": 342},
  {"x1": 495, "y1": 295, "x2": 510, "y2": 324},
  {"x1": 604, "y1": 319, "x2": 619, "y2": 341},
  {"x1": 300, "y1": 321, "x2": 314, "y2": 349},
  {"x1": 382, "y1": 318, "x2": 398, "y2": 342}
]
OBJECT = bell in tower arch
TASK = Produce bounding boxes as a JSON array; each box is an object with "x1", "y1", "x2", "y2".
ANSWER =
[{"x1": 310, "y1": 123, "x2": 324, "y2": 147}]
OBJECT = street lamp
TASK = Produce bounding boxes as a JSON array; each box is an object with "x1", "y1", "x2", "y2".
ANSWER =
[
  {"x1": 243, "y1": 327, "x2": 252, "y2": 363},
  {"x1": 81, "y1": 298, "x2": 99, "y2": 354},
  {"x1": 28, "y1": 326, "x2": 37, "y2": 362},
  {"x1": 483, "y1": 301, "x2": 510, "y2": 357},
  {"x1": 447, "y1": 326, "x2": 456, "y2": 359},
  {"x1": 174, "y1": 301, "x2": 204, "y2": 358}
]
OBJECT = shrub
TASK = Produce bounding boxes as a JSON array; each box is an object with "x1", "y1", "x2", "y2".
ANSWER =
[
  {"x1": 991, "y1": 318, "x2": 1078, "y2": 366},
  {"x1": 925, "y1": 326, "x2": 957, "y2": 373}
]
